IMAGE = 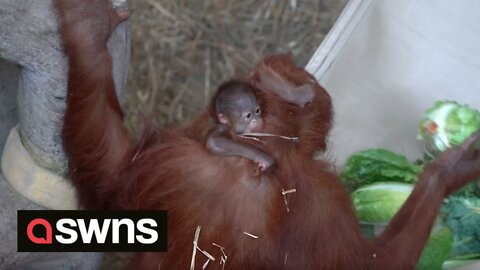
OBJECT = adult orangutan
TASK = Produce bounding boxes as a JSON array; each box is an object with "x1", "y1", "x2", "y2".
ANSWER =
[{"x1": 54, "y1": 1, "x2": 480, "y2": 269}]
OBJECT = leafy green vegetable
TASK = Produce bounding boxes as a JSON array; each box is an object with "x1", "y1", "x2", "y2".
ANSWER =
[
  {"x1": 351, "y1": 182, "x2": 454, "y2": 269},
  {"x1": 359, "y1": 224, "x2": 375, "y2": 238},
  {"x1": 419, "y1": 100, "x2": 480, "y2": 154},
  {"x1": 341, "y1": 149, "x2": 421, "y2": 191},
  {"x1": 417, "y1": 223, "x2": 453, "y2": 270},
  {"x1": 443, "y1": 259, "x2": 480, "y2": 270},
  {"x1": 452, "y1": 182, "x2": 480, "y2": 197},
  {"x1": 354, "y1": 188, "x2": 452, "y2": 270},
  {"x1": 342, "y1": 100, "x2": 480, "y2": 269},
  {"x1": 442, "y1": 196, "x2": 480, "y2": 259},
  {"x1": 352, "y1": 182, "x2": 413, "y2": 224}
]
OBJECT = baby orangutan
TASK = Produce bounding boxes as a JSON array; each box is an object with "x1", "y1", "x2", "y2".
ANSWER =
[
  {"x1": 206, "y1": 77, "x2": 316, "y2": 171},
  {"x1": 206, "y1": 80, "x2": 274, "y2": 170}
]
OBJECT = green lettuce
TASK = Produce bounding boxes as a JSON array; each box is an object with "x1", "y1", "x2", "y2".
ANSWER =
[
  {"x1": 341, "y1": 149, "x2": 422, "y2": 191},
  {"x1": 352, "y1": 182, "x2": 413, "y2": 224},
  {"x1": 442, "y1": 196, "x2": 480, "y2": 259},
  {"x1": 417, "y1": 223, "x2": 453, "y2": 270},
  {"x1": 419, "y1": 100, "x2": 480, "y2": 154}
]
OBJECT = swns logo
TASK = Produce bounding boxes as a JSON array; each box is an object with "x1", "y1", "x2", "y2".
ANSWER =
[{"x1": 18, "y1": 210, "x2": 167, "y2": 252}]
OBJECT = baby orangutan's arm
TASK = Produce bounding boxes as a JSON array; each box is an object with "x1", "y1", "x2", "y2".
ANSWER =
[{"x1": 206, "y1": 125, "x2": 274, "y2": 171}]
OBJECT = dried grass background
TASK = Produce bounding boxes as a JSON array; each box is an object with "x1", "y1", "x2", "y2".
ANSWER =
[
  {"x1": 124, "y1": 0, "x2": 347, "y2": 135},
  {"x1": 103, "y1": 0, "x2": 346, "y2": 268}
]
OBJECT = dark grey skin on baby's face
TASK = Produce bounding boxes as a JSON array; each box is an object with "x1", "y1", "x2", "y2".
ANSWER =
[
  {"x1": 206, "y1": 82, "x2": 273, "y2": 171},
  {"x1": 217, "y1": 89, "x2": 263, "y2": 134}
]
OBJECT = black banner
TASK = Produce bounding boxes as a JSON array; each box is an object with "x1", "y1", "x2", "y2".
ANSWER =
[{"x1": 17, "y1": 210, "x2": 167, "y2": 252}]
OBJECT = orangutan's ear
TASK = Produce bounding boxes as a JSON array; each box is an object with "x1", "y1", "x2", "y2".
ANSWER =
[{"x1": 218, "y1": 114, "x2": 229, "y2": 125}]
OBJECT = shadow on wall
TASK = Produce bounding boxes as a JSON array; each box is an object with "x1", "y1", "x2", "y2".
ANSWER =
[{"x1": 0, "y1": 58, "x2": 19, "y2": 162}]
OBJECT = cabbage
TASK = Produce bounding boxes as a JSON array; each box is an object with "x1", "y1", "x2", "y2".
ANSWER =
[
  {"x1": 418, "y1": 101, "x2": 480, "y2": 154},
  {"x1": 341, "y1": 149, "x2": 421, "y2": 191},
  {"x1": 418, "y1": 101, "x2": 480, "y2": 196},
  {"x1": 352, "y1": 182, "x2": 413, "y2": 224}
]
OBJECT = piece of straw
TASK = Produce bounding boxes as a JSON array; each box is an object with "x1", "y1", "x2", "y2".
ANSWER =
[
  {"x1": 241, "y1": 132, "x2": 299, "y2": 142},
  {"x1": 243, "y1": 231, "x2": 259, "y2": 239},
  {"x1": 190, "y1": 226, "x2": 202, "y2": 270}
]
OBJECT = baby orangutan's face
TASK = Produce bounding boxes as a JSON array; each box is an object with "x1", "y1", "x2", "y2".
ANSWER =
[{"x1": 217, "y1": 92, "x2": 263, "y2": 134}]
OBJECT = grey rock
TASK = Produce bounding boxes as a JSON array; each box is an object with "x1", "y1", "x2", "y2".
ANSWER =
[{"x1": 0, "y1": 0, "x2": 130, "y2": 174}]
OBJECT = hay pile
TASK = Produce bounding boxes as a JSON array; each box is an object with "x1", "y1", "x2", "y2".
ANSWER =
[{"x1": 125, "y1": 0, "x2": 347, "y2": 135}]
